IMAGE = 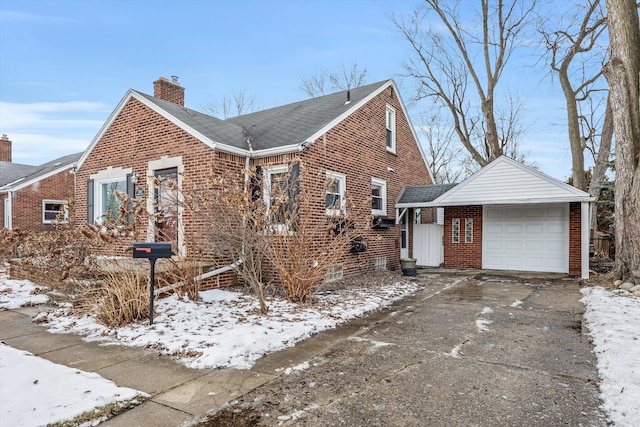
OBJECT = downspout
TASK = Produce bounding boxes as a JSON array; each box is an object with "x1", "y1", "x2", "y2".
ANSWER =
[{"x1": 4, "y1": 191, "x2": 12, "y2": 230}]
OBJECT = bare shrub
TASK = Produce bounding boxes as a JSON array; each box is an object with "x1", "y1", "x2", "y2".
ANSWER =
[{"x1": 77, "y1": 266, "x2": 149, "y2": 327}]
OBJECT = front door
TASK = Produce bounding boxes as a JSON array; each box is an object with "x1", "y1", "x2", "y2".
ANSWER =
[{"x1": 154, "y1": 168, "x2": 179, "y2": 249}]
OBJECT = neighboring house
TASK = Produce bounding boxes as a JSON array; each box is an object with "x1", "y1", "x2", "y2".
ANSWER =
[
  {"x1": 73, "y1": 77, "x2": 434, "y2": 284},
  {"x1": 397, "y1": 156, "x2": 594, "y2": 279},
  {"x1": 0, "y1": 134, "x2": 81, "y2": 232}
]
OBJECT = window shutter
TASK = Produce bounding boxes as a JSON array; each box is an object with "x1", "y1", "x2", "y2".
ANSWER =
[
  {"x1": 289, "y1": 162, "x2": 300, "y2": 200},
  {"x1": 86, "y1": 179, "x2": 94, "y2": 224},
  {"x1": 251, "y1": 166, "x2": 262, "y2": 202},
  {"x1": 288, "y1": 162, "x2": 300, "y2": 229},
  {"x1": 126, "y1": 173, "x2": 134, "y2": 225}
]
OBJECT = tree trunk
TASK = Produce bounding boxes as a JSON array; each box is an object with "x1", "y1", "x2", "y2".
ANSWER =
[
  {"x1": 603, "y1": 0, "x2": 640, "y2": 278},
  {"x1": 559, "y1": 71, "x2": 588, "y2": 191},
  {"x1": 588, "y1": 96, "x2": 614, "y2": 230}
]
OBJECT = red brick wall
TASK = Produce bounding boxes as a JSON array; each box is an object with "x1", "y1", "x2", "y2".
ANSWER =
[
  {"x1": 569, "y1": 202, "x2": 581, "y2": 276},
  {"x1": 0, "y1": 134, "x2": 11, "y2": 162},
  {"x1": 443, "y1": 206, "x2": 483, "y2": 269},
  {"x1": 6, "y1": 169, "x2": 74, "y2": 232},
  {"x1": 75, "y1": 85, "x2": 432, "y2": 283},
  {"x1": 299, "y1": 85, "x2": 432, "y2": 274}
]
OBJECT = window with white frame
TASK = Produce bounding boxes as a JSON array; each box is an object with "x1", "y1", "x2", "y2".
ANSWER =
[
  {"x1": 371, "y1": 177, "x2": 387, "y2": 216},
  {"x1": 98, "y1": 178, "x2": 127, "y2": 221},
  {"x1": 465, "y1": 218, "x2": 473, "y2": 243},
  {"x1": 326, "y1": 171, "x2": 346, "y2": 215},
  {"x1": 386, "y1": 105, "x2": 396, "y2": 153},
  {"x1": 42, "y1": 200, "x2": 67, "y2": 224},
  {"x1": 264, "y1": 164, "x2": 291, "y2": 225},
  {"x1": 452, "y1": 218, "x2": 460, "y2": 243}
]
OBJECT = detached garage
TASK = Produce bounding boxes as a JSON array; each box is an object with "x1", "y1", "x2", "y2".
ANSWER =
[{"x1": 396, "y1": 156, "x2": 594, "y2": 279}]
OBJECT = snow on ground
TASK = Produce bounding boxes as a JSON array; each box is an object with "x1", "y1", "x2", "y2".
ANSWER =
[
  {"x1": 581, "y1": 286, "x2": 640, "y2": 427},
  {"x1": 0, "y1": 343, "x2": 145, "y2": 427},
  {"x1": 40, "y1": 281, "x2": 420, "y2": 370},
  {"x1": 3, "y1": 271, "x2": 639, "y2": 426},
  {"x1": 0, "y1": 277, "x2": 49, "y2": 309}
]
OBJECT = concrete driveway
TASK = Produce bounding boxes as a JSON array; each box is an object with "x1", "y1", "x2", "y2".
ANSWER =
[{"x1": 197, "y1": 272, "x2": 606, "y2": 426}]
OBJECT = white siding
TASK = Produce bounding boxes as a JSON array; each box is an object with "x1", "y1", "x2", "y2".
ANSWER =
[{"x1": 435, "y1": 156, "x2": 590, "y2": 205}]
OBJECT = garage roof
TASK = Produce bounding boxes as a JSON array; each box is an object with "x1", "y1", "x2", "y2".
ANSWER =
[{"x1": 396, "y1": 156, "x2": 594, "y2": 208}]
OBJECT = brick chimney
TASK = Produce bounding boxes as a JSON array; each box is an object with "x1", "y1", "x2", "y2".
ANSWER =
[
  {"x1": 153, "y1": 76, "x2": 185, "y2": 106},
  {"x1": 0, "y1": 134, "x2": 11, "y2": 162}
]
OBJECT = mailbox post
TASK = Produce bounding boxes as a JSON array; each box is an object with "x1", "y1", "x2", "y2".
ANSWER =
[{"x1": 133, "y1": 242, "x2": 172, "y2": 325}]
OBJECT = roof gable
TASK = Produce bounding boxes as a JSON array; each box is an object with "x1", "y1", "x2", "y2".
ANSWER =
[{"x1": 432, "y1": 156, "x2": 593, "y2": 205}]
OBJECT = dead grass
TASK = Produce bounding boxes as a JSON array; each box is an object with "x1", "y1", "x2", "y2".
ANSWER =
[{"x1": 76, "y1": 267, "x2": 150, "y2": 327}]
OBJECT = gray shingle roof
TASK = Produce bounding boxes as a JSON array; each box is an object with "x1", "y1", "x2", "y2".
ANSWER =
[
  {"x1": 397, "y1": 184, "x2": 458, "y2": 205},
  {"x1": 135, "y1": 80, "x2": 391, "y2": 152},
  {"x1": 0, "y1": 162, "x2": 38, "y2": 187},
  {"x1": 0, "y1": 152, "x2": 82, "y2": 191},
  {"x1": 225, "y1": 80, "x2": 390, "y2": 150},
  {"x1": 133, "y1": 91, "x2": 248, "y2": 149}
]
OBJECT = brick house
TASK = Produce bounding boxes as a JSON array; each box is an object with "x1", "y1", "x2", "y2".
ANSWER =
[
  {"x1": 73, "y1": 77, "x2": 434, "y2": 284},
  {"x1": 396, "y1": 156, "x2": 594, "y2": 279},
  {"x1": 1, "y1": 134, "x2": 81, "y2": 232}
]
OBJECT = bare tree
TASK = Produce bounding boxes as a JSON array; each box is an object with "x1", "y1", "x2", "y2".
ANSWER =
[
  {"x1": 202, "y1": 89, "x2": 257, "y2": 118},
  {"x1": 300, "y1": 64, "x2": 368, "y2": 97},
  {"x1": 603, "y1": 0, "x2": 640, "y2": 279},
  {"x1": 392, "y1": 0, "x2": 537, "y2": 168},
  {"x1": 539, "y1": 0, "x2": 610, "y2": 192},
  {"x1": 416, "y1": 112, "x2": 466, "y2": 183}
]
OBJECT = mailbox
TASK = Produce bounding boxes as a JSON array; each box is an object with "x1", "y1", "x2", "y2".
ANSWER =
[
  {"x1": 133, "y1": 242, "x2": 173, "y2": 260},
  {"x1": 133, "y1": 242, "x2": 172, "y2": 325}
]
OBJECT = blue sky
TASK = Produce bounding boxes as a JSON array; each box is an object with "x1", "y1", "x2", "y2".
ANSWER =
[{"x1": 0, "y1": 0, "x2": 575, "y2": 180}]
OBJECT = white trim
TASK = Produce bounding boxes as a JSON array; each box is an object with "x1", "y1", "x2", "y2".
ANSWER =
[
  {"x1": 42, "y1": 199, "x2": 68, "y2": 224},
  {"x1": 263, "y1": 164, "x2": 289, "y2": 230},
  {"x1": 147, "y1": 156, "x2": 185, "y2": 257},
  {"x1": 386, "y1": 104, "x2": 396, "y2": 154},
  {"x1": 581, "y1": 201, "x2": 591, "y2": 279},
  {"x1": 325, "y1": 170, "x2": 346, "y2": 215},
  {"x1": 4, "y1": 194, "x2": 12, "y2": 230},
  {"x1": 452, "y1": 218, "x2": 460, "y2": 243},
  {"x1": 90, "y1": 167, "x2": 132, "y2": 224},
  {"x1": 371, "y1": 177, "x2": 387, "y2": 216}
]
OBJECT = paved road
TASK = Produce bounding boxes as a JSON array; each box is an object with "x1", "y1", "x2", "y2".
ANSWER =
[{"x1": 197, "y1": 272, "x2": 606, "y2": 426}]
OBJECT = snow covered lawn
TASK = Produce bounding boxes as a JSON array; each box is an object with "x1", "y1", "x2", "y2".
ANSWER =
[
  {"x1": 581, "y1": 286, "x2": 640, "y2": 427},
  {"x1": 0, "y1": 344, "x2": 146, "y2": 427}
]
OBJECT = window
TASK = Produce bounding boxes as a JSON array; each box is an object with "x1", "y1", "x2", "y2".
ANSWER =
[
  {"x1": 42, "y1": 200, "x2": 67, "y2": 224},
  {"x1": 264, "y1": 164, "x2": 299, "y2": 227},
  {"x1": 326, "y1": 264, "x2": 344, "y2": 282},
  {"x1": 386, "y1": 105, "x2": 396, "y2": 153},
  {"x1": 371, "y1": 178, "x2": 387, "y2": 216},
  {"x1": 465, "y1": 218, "x2": 473, "y2": 243},
  {"x1": 326, "y1": 171, "x2": 346, "y2": 215},
  {"x1": 452, "y1": 218, "x2": 460, "y2": 243},
  {"x1": 98, "y1": 178, "x2": 126, "y2": 221},
  {"x1": 374, "y1": 257, "x2": 387, "y2": 270}
]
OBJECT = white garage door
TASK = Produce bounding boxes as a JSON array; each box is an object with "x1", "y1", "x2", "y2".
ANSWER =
[{"x1": 483, "y1": 204, "x2": 568, "y2": 273}]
